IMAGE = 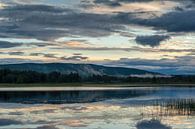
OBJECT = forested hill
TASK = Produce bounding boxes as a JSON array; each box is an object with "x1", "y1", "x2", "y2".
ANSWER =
[
  {"x1": 0, "y1": 69, "x2": 195, "y2": 84},
  {"x1": 0, "y1": 63, "x2": 158, "y2": 77}
]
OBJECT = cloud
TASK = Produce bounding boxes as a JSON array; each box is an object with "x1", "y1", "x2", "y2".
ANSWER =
[
  {"x1": 30, "y1": 53, "x2": 56, "y2": 58},
  {"x1": 53, "y1": 45, "x2": 195, "y2": 53},
  {"x1": 0, "y1": 4, "x2": 125, "y2": 41},
  {"x1": 36, "y1": 125, "x2": 59, "y2": 129},
  {"x1": 94, "y1": 0, "x2": 121, "y2": 7},
  {"x1": 0, "y1": 2, "x2": 193, "y2": 43},
  {"x1": 134, "y1": 10, "x2": 195, "y2": 32},
  {"x1": 0, "y1": 119, "x2": 22, "y2": 126},
  {"x1": 6, "y1": 4, "x2": 66, "y2": 13},
  {"x1": 27, "y1": 42, "x2": 54, "y2": 47},
  {"x1": 73, "y1": 53, "x2": 83, "y2": 55},
  {"x1": 0, "y1": 41, "x2": 22, "y2": 48},
  {"x1": 93, "y1": 0, "x2": 168, "y2": 7},
  {"x1": 61, "y1": 55, "x2": 88, "y2": 61},
  {"x1": 103, "y1": 56, "x2": 195, "y2": 75},
  {"x1": 29, "y1": 52, "x2": 88, "y2": 61},
  {"x1": 43, "y1": 54, "x2": 56, "y2": 58},
  {"x1": 30, "y1": 53, "x2": 43, "y2": 56},
  {"x1": 8, "y1": 51, "x2": 24, "y2": 55},
  {"x1": 135, "y1": 35, "x2": 170, "y2": 47}
]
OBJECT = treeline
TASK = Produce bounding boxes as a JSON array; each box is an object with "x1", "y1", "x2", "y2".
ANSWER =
[
  {"x1": 1, "y1": 69, "x2": 195, "y2": 84},
  {"x1": 0, "y1": 69, "x2": 81, "y2": 83},
  {"x1": 125, "y1": 76, "x2": 195, "y2": 84},
  {"x1": 89, "y1": 75, "x2": 195, "y2": 84}
]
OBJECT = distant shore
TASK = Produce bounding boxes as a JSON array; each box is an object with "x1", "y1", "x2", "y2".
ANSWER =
[{"x1": 0, "y1": 83, "x2": 195, "y2": 88}]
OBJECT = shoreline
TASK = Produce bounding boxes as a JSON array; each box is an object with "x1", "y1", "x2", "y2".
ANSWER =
[
  {"x1": 0, "y1": 86, "x2": 156, "y2": 91},
  {"x1": 0, "y1": 83, "x2": 195, "y2": 88}
]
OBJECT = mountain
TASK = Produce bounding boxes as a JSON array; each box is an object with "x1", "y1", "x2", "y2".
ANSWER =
[{"x1": 0, "y1": 63, "x2": 159, "y2": 77}]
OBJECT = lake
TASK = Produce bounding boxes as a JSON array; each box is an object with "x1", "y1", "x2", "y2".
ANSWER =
[{"x1": 0, "y1": 86, "x2": 194, "y2": 129}]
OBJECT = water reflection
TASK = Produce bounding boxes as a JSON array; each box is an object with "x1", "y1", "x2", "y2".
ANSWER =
[
  {"x1": 0, "y1": 88, "x2": 156, "y2": 104},
  {"x1": 136, "y1": 119, "x2": 171, "y2": 129},
  {"x1": 152, "y1": 99, "x2": 195, "y2": 116},
  {"x1": 0, "y1": 87, "x2": 194, "y2": 129}
]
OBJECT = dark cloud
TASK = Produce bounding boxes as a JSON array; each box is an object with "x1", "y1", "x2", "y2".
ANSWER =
[
  {"x1": 73, "y1": 53, "x2": 83, "y2": 55},
  {"x1": 94, "y1": 0, "x2": 121, "y2": 7},
  {"x1": 0, "y1": 3, "x2": 194, "y2": 42},
  {"x1": 36, "y1": 125, "x2": 59, "y2": 129},
  {"x1": 0, "y1": 41, "x2": 22, "y2": 48},
  {"x1": 61, "y1": 55, "x2": 88, "y2": 61},
  {"x1": 0, "y1": 4, "x2": 124, "y2": 41},
  {"x1": 8, "y1": 51, "x2": 24, "y2": 55},
  {"x1": 93, "y1": 0, "x2": 156, "y2": 6},
  {"x1": 30, "y1": 53, "x2": 43, "y2": 56},
  {"x1": 30, "y1": 53, "x2": 56, "y2": 58},
  {"x1": 26, "y1": 42, "x2": 54, "y2": 47},
  {"x1": 5, "y1": 4, "x2": 66, "y2": 13},
  {"x1": 30, "y1": 52, "x2": 88, "y2": 61},
  {"x1": 117, "y1": 0, "x2": 155, "y2": 2},
  {"x1": 135, "y1": 10, "x2": 195, "y2": 32},
  {"x1": 0, "y1": 119, "x2": 22, "y2": 126},
  {"x1": 43, "y1": 54, "x2": 56, "y2": 58},
  {"x1": 135, "y1": 35, "x2": 170, "y2": 47}
]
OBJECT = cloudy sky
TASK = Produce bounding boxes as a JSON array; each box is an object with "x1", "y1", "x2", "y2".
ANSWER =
[{"x1": 0, "y1": 0, "x2": 195, "y2": 74}]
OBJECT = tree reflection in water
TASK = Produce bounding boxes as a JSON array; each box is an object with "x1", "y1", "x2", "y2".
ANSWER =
[
  {"x1": 0, "y1": 88, "x2": 156, "y2": 104},
  {"x1": 0, "y1": 87, "x2": 195, "y2": 129}
]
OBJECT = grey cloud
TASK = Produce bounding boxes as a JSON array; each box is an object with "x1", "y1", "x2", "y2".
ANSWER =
[
  {"x1": 0, "y1": 41, "x2": 22, "y2": 48},
  {"x1": 0, "y1": 2, "x2": 194, "y2": 43},
  {"x1": 0, "y1": 119, "x2": 22, "y2": 126},
  {"x1": 117, "y1": 0, "x2": 155, "y2": 2},
  {"x1": 135, "y1": 10, "x2": 195, "y2": 32},
  {"x1": 135, "y1": 35, "x2": 170, "y2": 47},
  {"x1": 36, "y1": 125, "x2": 59, "y2": 129},
  {"x1": 103, "y1": 56, "x2": 195, "y2": 75},
  {"x1": 27, "y1": 42, "x2": 54, "y2": 47},
  {"x1": 112, "y1": 8, "x2": 195, "y2": 33},
  {"x1": 61, "y1": 55, "x2": 88, "y2": 61},
  {"x1": 94, "y1": 0, "x2": 121, "y2": 7},
  {"x1": 8, "y1": 51, "x2": 24, "y2": 55},
  {"x1": 0, "y1": 4, "x2": 124, "y2": 41},
  {"x1": 54, "y1": 46, "x2": 195, "y2": 53},
  {"x1": 30, "y1": 53, "x2": 43, "y2": 56},
  {"x1": 93, "y1": 0, "x2": 156, "y2": 6},
  {"x1": 43, "y1": 54, "x2": 56, "y2": 58},
  {"x1": 30, "y1": 53, "x2": 56, "y2": 58},
  {"x1": 4, "y1": 4, "x2": 66, "y2": 13},
  {"x1": 0, "y1": 52, "x2": 5, "y2": 54},
  {"x1": 30, "y1": 52, "x2": 88, "y2": 61},
  {"x1": 73, "y1": 53, "x2": 83, "y2": 55},
  {"x1": 174, "y1": 6, "x2": 185, "y2": 12}
]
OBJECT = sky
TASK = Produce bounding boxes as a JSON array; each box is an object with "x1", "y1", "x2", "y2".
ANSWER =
[{"x1": 0, "y1": 0, "x2": 195, "y2": 74}]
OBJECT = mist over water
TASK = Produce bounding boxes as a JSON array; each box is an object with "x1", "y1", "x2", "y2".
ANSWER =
[{"x1": 0, "y1": 86, "x2": 195, "y2": 129}]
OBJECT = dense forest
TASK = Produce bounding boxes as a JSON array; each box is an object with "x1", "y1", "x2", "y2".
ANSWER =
[{"x1": 1, "y1": 69, "x2": 195, "y2": 84}]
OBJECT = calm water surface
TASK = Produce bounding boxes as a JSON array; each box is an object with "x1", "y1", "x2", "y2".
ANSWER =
[{"x1": 0, "y1": 86, "x2": 194, "y2": 129}]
